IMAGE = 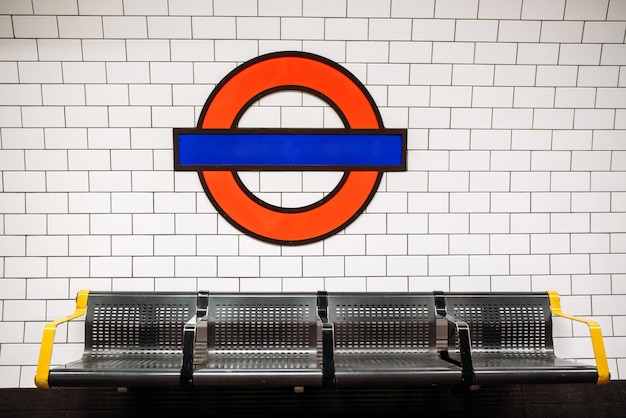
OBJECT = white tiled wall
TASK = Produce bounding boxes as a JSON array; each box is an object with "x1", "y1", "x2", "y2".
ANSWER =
[{"x1": 1, "y1": 0, "x2": 626, "y2": 387}]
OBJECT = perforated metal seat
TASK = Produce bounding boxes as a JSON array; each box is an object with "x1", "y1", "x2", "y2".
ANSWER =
[
  {"x1": 45, "y1": 292, "x2": 197, "y2": 388},
  {"x1": 442, "y1": 292, "x2": 602, "y2": 385},
  {"x1": 189, "y1": 293, "x2": 324, "y2": 388},
  {"x1": 324, "y1": 292, "x2": 466, "y2": 387},
  {"x1": 37, "y1": 289, "x2": 609, "y2": 390}
]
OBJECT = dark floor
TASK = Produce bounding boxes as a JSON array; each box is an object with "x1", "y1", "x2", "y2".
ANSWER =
[{"x1": 1, "y1": 382, "x2": 624, "y2": 417}]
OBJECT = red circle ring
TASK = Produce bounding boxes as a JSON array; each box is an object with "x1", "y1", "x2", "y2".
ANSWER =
[{"x1": 198, "y1": 52, "x2": 384, "y2": 245}]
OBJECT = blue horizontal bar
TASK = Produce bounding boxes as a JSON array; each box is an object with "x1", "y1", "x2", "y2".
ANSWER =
[{"x1": 175, "y1": 130, "x2": 405, "y2": 170}]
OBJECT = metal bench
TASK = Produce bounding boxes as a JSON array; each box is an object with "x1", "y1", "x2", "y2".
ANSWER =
[
  {"x1": 35, "y1": 291, "x2": 197, "y2": 388},
  {"x1": 437, "y1": 291, "x2": 610, "y2": 387},
  {"x1": 182, "y1": 292, "x2": 324, "y2": 389},
  {"x1": 36, "y1": 289, "x2": 609, "y2": 390},
  {"x1": 320, "y1": 291, "x2": 471, "y2": 387}
]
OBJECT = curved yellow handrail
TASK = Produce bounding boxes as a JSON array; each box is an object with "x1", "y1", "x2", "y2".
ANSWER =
[
  {"x1": 547, "y1": 290, "x2": 610, "y2": 385},
  {"x1": 34, "y1": 290, "x2": 90, "y2": 389}
]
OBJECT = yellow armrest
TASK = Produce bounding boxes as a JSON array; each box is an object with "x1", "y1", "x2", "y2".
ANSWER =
[
  {"x1": 547, "y1": 290, "x2": 610, "y2": 385},
  {"x1": 34, "y1": 290, "x2": 90, "y2": 389}
]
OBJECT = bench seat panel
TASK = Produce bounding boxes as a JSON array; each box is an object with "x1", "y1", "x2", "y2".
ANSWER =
[
  {"x1": 47, "y1": 292, "x2": 197, "y2": 388},
  {"x1": 469, "y1": 354, "x2": 598, "y2": 384},
  {"x1": 443, "y1": 292, "x2": 601, "y2": 385},
  {"x1": 191, "y1": 293, "x2": 324, "y2": 387},
  {"x1": 327, "y1": 293, "x2": 464, "y2": 387}
]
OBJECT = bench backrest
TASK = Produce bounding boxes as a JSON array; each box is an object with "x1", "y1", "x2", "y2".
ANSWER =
[
  {"x1": 85, "y1": 292, "x2": 197, "y2": 357},
  {"x1": 207, "y1": 293, "x2": 321, "y2": 355},
  {"x1": 443, "y1": 292, "x2": 553, "y2": 354},
  {"x1": 326, "y1": 293, "x2": 437, "y2": 354}
]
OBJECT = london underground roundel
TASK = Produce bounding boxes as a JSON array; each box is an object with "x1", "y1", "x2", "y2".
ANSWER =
[{"x1": 173, "y1": 51, "x2": 407, "y2": 245}]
